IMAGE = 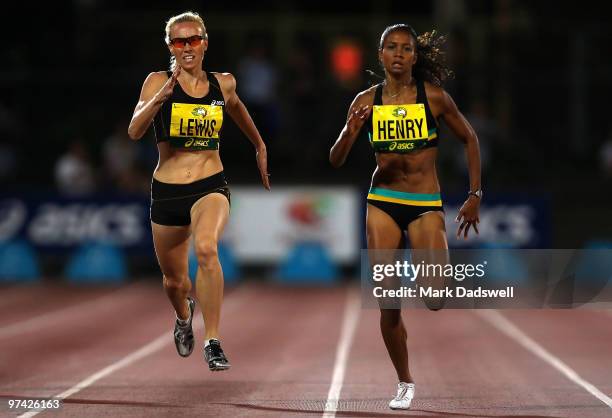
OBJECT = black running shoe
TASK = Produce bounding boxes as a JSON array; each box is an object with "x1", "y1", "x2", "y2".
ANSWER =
[
  {"x1": 173, "y1": 297, "x2": 195, "y2": 357},
  {"x1": 204, "y1": 339, "x2": 231, "y2": 371}
]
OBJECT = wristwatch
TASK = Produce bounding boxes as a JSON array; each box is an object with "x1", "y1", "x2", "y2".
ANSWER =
[{"x1": 468, "y1": 189, "x2": 483, "y2": 199}]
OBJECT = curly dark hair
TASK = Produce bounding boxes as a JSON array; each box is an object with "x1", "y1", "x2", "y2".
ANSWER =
[{"x1": 378, "y1": 24, "x2": 454, "y2": 87}]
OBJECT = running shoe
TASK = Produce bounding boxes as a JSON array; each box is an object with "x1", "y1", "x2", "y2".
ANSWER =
[
  {"x1": 204, "y1": 339, "x2": 231, "y2": 371},
  {"x1": 388, "y1": 382, "x2": 415, "y2": 410},
  {"x1": 173, "y1": 297, "x2": 195, "y2": 357}
]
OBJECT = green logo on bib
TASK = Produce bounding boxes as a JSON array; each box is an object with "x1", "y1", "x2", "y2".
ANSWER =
[
  {"x1": 191, "y1": 107, "x2": 208, "y2": 118},
  {"x1": 392, "y1": 107, "x2": 407, "y2": 118}
]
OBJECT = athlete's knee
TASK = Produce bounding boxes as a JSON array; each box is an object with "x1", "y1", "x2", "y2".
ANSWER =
[
  {"x1": 194, "y1": 238, "x2": 219, "y2": 268},
  {"x1": 423, "y1": 297, "x2": 445, "y2": 311},
  {"x1": 163, "y1": 273, "x2": 190, "y2": 290}
]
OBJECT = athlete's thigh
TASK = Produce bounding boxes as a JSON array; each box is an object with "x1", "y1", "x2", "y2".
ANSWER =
[
  {"x1": 151, "y1": 222, "x2": 191, "y2": 278},
  {"x1": 366, "y1": 203, "x2": 403, "y2": 250},
  {"x1": 367, "y1": 204, "x2": 405, "y2": 309},
  {"x1": 407, "y1": 211, "x2": 448, "y2": 250},
  {"x1": 190, "y1": 193, "x2": 230, "y2": 242},
  {"x1": 407, "y1": 211, "x2": 449, "y2": 306}
]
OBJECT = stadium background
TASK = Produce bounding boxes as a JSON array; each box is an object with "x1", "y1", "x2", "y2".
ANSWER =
[
  {"x1": 1, "y1": 3, "x2": 612, "y2": 418},
  {"x1": 1, "y1": 0, "x2": 611, "y2": 280}
]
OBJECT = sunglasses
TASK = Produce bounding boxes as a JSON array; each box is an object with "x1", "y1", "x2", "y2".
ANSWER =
[{"x1": 169, "y1": 35, "x2": 204, "y2": 48}]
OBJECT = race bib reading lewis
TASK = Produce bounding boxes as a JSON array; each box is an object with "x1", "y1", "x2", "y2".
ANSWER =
[{"x1": 169, "y1": 103, "x2": 223, "y2": 150}]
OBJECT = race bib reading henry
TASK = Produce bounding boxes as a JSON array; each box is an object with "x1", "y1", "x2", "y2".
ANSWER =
[
  {"x1": 169, "y1": 103, "x2": 223, "y2": 150},
  {"x1": 372, "y1": 104, "x2": 428, "y2": 142}
]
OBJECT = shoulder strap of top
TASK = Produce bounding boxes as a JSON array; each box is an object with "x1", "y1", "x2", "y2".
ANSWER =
[
  {"x1": 207, "y1": 71, "x2": 222, "y2": 93},
  {"x1": 416, "y1": 78, "x2": 436, "y2": 124},
  {"x1": 416, "y1": 79, "x2": 427, "y2": 106},
  {"x1": 373, "y1": 83, "x2": 383, "y2": 105}
]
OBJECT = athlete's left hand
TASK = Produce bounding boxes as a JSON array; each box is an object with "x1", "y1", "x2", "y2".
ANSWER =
[
  {"x1": 256, "y1": 146, "x2": 271, "y2": 190},
  {"x1": 455, "y1": 196, "x2": 480, "y2": 239}
]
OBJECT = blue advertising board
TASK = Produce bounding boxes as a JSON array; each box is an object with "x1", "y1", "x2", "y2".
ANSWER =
[{"x1": 0, "y1": 194, "x2": 152, "y2": 254}]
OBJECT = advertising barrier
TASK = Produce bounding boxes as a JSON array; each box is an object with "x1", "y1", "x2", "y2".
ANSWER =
[
  {"x1": 0, "y1": 191, "x2": 550, "y2": 266},
  {"x1": 0, "y1": 188, "x2": 360, "y2": 263}
]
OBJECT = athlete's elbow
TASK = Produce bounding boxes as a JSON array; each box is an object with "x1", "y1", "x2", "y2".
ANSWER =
[
  {"x1": 469, "y1": 133, "x2": 480, "y2": 146},
  {"x1": 329, "y1": 152, "x2": 344, "y2": 168},
  {"x1": 127, "y1": 125, "x2": 143, "y2": 141},
  {"x1": 460, "y1": 129, "x2": 479, "y2": 146}
]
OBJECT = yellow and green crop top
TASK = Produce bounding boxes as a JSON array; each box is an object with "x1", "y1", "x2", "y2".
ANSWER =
[
  {"x1": 153, "y1": 71, "x2": 225, "y2": 151},
  {"x1": 367, "y1": 79, "x2": 439, "y2": 153}
]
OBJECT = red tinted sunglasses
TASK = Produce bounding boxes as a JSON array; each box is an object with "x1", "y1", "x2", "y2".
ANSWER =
[{"x1": 169, "y1": 35, "x2": 204, "y2": 48}]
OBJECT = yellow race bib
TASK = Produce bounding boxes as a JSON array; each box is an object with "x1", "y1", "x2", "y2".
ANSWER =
[
  {"x1": 371, "y1": 104, "x2": 428, "y2": 142},
  {"x1": 169, "y1": 103, "x2": 223, "y2": 150}
]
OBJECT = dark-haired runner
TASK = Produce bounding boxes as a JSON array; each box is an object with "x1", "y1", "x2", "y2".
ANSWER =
[{"x1": 330, "y1": 24, "x2": 481, "y2": 409}]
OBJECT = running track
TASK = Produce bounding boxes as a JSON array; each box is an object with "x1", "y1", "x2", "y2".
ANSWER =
[{"x1": 0, "y1": 281, "x2": 611, "y2": 417}]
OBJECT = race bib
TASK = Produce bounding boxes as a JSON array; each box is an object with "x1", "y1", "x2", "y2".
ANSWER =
[
  {"x1": 371, "y1": 104, "x2": 428, "y2": 142},
  {"x1": 169, "y1": 103, "x2": 223, "y2": 139}
]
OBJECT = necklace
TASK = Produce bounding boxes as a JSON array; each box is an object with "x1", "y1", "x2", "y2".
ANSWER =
[{"x1": 384, "y1": 80, "x2": 411, "y2": 98}]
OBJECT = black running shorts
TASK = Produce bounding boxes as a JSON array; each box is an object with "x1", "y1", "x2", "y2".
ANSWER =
[{"x1": 150, "y1": 171, "x2": 230, "y2": 226}]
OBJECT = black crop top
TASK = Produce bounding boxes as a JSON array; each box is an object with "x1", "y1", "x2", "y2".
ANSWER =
[
  {"x1": 153, "y1": 71, "x2": 226, "y2": 151},
  {"x1": 367, "y1": 79, "x2": 439, "y2": 153}
]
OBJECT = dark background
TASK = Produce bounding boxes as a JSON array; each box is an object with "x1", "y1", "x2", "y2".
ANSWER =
[{"x1": 1, "y1": 0, "x2": 611, "y2": 247}]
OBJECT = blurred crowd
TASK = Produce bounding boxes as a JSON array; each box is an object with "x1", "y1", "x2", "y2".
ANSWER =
[{"x1": 1, "y1": 1, "x2": 610, "y2": 200}]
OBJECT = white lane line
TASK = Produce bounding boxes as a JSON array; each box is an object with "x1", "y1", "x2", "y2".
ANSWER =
[
  {"x1": 17, "y1": 287, "x2": 251, "y2": 418},
  {"x1": 323, "y1": 288, "x2": 361, "y2": 418},
  {"x1": 477, "y1": 310, "x2": 612, "y2": 409},
  {"x1": 17, "y1": 333, "x2": 172, "y2": 418},
  {"x1": 0, "y1": 284, "x2": 140, "y2": 340}
]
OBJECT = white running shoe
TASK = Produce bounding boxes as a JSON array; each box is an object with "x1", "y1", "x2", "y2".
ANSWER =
[{"x1": 388, "y1": 382, "x2": 415, "y2": 410}]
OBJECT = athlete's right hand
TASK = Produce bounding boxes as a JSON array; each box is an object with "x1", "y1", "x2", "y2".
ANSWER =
[
  {"x1": 346, "y1": 105, "x2": 371, "y2": 135},
  {"x1": 155, "y1": 65, "x2": 181, "y2": 103}
]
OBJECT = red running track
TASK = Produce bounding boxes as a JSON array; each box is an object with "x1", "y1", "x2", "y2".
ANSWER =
[{"x1": 0, "y1": 281, "x2": 611, "y2": 417}]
